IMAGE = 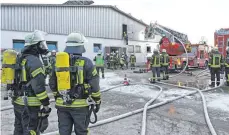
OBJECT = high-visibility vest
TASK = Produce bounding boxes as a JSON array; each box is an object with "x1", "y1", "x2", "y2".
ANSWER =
[{"x1": 95, "y1": 55, "x2": 104, "y2": 67}]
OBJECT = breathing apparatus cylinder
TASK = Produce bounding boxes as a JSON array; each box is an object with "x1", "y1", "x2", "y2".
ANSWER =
[
  {"x1": 1, "y1": 49, "x2": 18, "y2": 100},
  {"x1": 55, "y1": 52, "x2": 71, "y2": 91}
]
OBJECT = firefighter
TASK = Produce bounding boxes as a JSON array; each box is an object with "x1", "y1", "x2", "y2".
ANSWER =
[
  {"x1": 11, "y1": 30, "x2": 51, "y2": 134},
  {"x1": 105, "y1": 53, "x2": 110, "y2": 69},
  {"x1": 124, "y1": 52, "x2": 129, "y2": 69},
  {"x1": 109, "y1": 52, "x2": 116, "y2": 70},
  {"x1": 115, "y1": 51, "x2": 119, "y2": 69},
  {"x1": 161, "y1": 49, "x2": 169, "y2": 80},
  {"x1": 49, "y1": 50, "x2": 56, "y2": 65},
  {"x1": 225, "y1": 47, "x2": 229, "y2": 86},
  {"x1": 150, "y1": 49, "x2": 161, "y2": 83},
  {"x1": 208, "y1": 47, "x2": 224, "y2": 87},
  {"x1": 47, "y1": 50, "x2": 56, "y2": 75},
  {"x1": 129, "y1": 53, "x2": 136, "y2": 70},
  {"x1": 120, "y1": 54, "x2": 125, "y2": 70},
  {"x1": 94, "y1": 50, "x2": 105, "y2": 78},
  {"x1": 49, "y1": 32, "x2": 101, "y2": 135}
]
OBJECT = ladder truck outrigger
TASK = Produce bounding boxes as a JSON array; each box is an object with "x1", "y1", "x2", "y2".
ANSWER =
[{"x1": 145, "y1": 22, "x2": 209, "y2": 71}]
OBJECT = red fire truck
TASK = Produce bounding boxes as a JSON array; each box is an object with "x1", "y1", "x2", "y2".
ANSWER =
[
  {"x1": 214, "y1": 28, "x2": 229, "y2": 58},
  {"x1": 145, "y1": 23, "x2": 209, "y2": 70}
]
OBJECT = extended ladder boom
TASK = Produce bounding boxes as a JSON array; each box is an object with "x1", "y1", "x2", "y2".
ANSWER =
[{"x1": 145, "y1": 23, "x2": 189, "y2": 45}]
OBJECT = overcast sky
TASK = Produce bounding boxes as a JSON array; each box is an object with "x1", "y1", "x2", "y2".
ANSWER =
[{"x1": 1, "y1": 0, "x2": 229, "y2": 45}]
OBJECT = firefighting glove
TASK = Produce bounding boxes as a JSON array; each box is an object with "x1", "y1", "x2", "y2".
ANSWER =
[
  {"x1": 39, "y1": 117, "x2": 49, "y2": 133},
  {"x1": 40, "y1": 106, "x2": 52, "y2": 118}
]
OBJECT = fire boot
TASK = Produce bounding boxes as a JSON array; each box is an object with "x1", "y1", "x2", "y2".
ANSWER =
[
  {"x1": 209, "y1": 82, "x2": 215, "y2": 87},
  {"x1": 216, "y1": 82, "x2": 220, "y2": 86}
]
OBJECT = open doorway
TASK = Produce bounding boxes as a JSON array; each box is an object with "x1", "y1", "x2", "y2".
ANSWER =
[
  {"x1": 147, "y1": 46, "x2": 151, "y2": 53},
  {"x1": 122, "y1": 24, "x2": 127, "y2": 38}
]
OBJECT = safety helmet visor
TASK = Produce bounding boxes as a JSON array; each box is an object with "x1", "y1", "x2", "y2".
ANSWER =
[{"x1": 39, "y1": 41, "x2": 48, "y2": 50}]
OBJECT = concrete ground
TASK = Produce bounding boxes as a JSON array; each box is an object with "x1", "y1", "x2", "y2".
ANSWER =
[{"x1": 1, "y1": 68, "x2": 229, "y2": 135}]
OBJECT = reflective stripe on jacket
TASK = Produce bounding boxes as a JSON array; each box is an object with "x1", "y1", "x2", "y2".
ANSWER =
[
  {"x1": 225, "y1": 55, "x2": 229, "y2": 68},
  {"x1": 161, "y1": 53, "x2": 169, "y2": 66},
  {"x1": 55, "y1": 59, "x2": 101, "y2": 107},
  {"x1": 209, "y1": 53, "x2": 222, "y2": 68},
  {"x1": 14, "y1": 57, "x2": 49, "y2": 107},
  {"x1": 130, "y1": 55, "x2": 136, "y2": 63},
  {"x1": 151, "y1": 54, "x2": 161, "y2": 67}
]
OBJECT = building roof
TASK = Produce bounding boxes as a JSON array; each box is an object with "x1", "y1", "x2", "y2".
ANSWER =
[
  {"x1": 1, "y1": 3, "x2": 148, "y2": 26},
  {"x1": 63, "y1": 0, "x2": 94, "y2": 5}
]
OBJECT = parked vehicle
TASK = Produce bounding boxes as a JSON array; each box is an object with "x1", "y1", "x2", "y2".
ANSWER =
[
  {"x1": 145, "y1": 22, "x2": 209, "y2": 71},
  {"x1": 214, "y1": 28, "x2": 229, "y2": 58}
]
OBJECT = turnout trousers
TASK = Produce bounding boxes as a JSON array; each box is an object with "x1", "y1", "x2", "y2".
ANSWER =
[
  {"x1": 225, "y1": 67, "x2": 229, "y2": 86},
  {"x1": 210, "y1": 68, "x2": 221, "y2": 86},
  {"x1": 161, "y1": 66, "x2": 169, "y2": 80},
  {"x1": 57, "y1": 107, "x2": 90, "y2": 135},
  {"x1": 96, "y1": 67, "x2": 105, "y2": 78},
  {"x1": 151, "y1": 67, "x2": 161, "y2": 83},
  {"x1": 110, "y1": 61, "x2": 116, "y2": 70},
  {"x1": 130, "y1": 63, "x2": 135, "y2": 70},
  {"x1": 13, "y1": 103, "x2": 40, "y2": 135}
]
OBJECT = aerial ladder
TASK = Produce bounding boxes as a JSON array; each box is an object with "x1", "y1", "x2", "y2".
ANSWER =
[
  {"x1": 145, "y1": 22, "x2": 192, "y2": 72},
  {"x1": 145, "y1": 22, "x2": 189, "y2": 46}
]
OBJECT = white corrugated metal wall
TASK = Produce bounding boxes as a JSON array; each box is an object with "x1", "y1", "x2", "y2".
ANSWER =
[{"x1": 1, "y1": 5, "x2": 146, "y2": 41}]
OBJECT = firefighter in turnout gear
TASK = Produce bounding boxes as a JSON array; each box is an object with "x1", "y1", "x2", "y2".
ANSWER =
[
  {"x1": 1, "y1": 30, "x2": 51, "y2": 135},
  {"x1": 225, "y1": 47, "x2": 229, "y2": 86},
  {"x1": 129, "y1": 53, "x2": 136, "y2": 70},
  {"x1": 48, "y1": 50, "x2": 56, "y2": 75},
  {"x1": 108, "y1": 52, "x2": 115, "y2": 70},
  {"x1": 94, "y1": 50, "x2": 105, "y2": 78},
  {"x1": 161, "y1": 49, "x2": 169, "y2": 80},
  {"x1": 49, "y1": 50, "x2": 56, "y2": 66},
  {"x1": 124, "y1": 52, "x2": 129, "y2": 69},
  {"x1": 208, "y1": 47, "x2": 223, "y2": 87},
  {"x1": 150, "y1": 49, "x2": 161, "y2": 83},
  {"x1": 114, "y1": 51, "x2": 119, "y2": 69},
  {"x1": 120, "y1": 53, "x2": 125, "y2": 70},
  {"x1": 105, "y1": 53, "x2": 110, "y2": 69},
  {"x1": 49, "y1": 32, "x2": 101, "y2": 135}
]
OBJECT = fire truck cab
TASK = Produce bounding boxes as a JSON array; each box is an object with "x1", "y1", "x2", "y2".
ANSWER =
[
  {"x1": 214, "y1": 28, "x2": 229, "y2": 58},
  {"x1": 180, "y1": 44, "x2": 209, "y2": 69}
]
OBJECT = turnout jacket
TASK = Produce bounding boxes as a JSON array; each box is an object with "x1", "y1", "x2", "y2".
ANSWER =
[
  {"x1": 49, "y1": 55, "x2": 101, "y2": 108},
  {"x1": 14, "y1": 54, "x2": 50, "y2": 106}
]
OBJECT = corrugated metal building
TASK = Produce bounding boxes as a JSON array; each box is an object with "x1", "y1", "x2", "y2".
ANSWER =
[{"x1": 1, "y1": 1, "x2": 161, "y2": 63}]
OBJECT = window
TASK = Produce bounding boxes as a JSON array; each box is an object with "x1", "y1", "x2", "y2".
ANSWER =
[
  {"x1": 147, "y1": 46, "x2": 151, "y2": 53},
  {"x1": 13, "y1": 40, "x2": 58, "y2": 52},
  {"x1": 135, "y1": 45, "x2": 141, "y2": 53},
  {"x1": 47, "y1": 41, "x2": 58, "y2": 51},
  {"x1": 13, "y1": 40, "x2": 25, "y2": 52},
  {"x1": 128, "y1": 45, "x2": 134, "y2": 53},
  {"x1": 93, "y1": 43, "x2": 102, "y2": 53},
  {"x1": 122, "y1": 24, "x2": 127, "y2": 39}
]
